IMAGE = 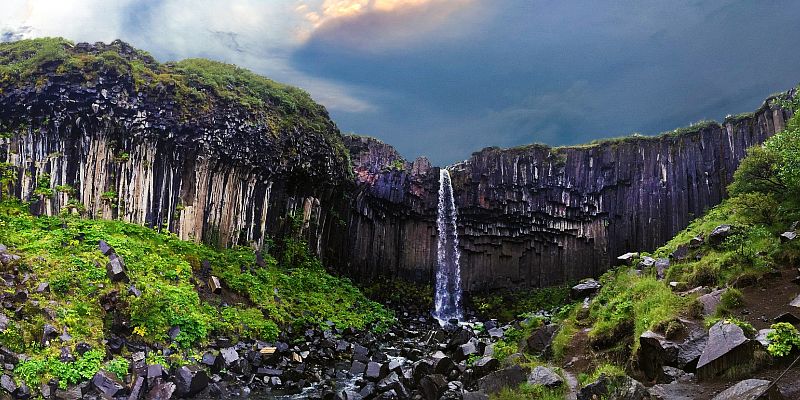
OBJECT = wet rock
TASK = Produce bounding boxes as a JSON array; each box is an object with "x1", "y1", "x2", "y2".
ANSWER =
[
  {"x1": 780, "y1": 231, "x2": 797, "y2": 242},
  {"x1": 144, "y1": 381, "x2": 175, "y2": 400},
  {"x1": 454, "y1": 341, "x2": 478, "y2": 362},
  {"x1": 476, "y1": 365, "x2": 527, "y2": 395},
  {"x1": 377, "y1": 372, "x2": 408, "y2": 397},
  {"x1": 711, "y1": 378, "x2": 784, "y2": 400},
  {"x1": 487, "y1": 327, "x2": 504, "y2": 339},
  {"x1": 208, "y1": 276, "x2": 222, "y2": 294},
  {"x1": 617, "y1": 252, "x2": 639, "y2": 265},
  {"x1": 419, "y1": 374, "x2": 448, "y2": 400},
  {"x1": 697, "y1": 288, "x2": 726, "y2": 316},
  {"x1": 448, "y1": 328, "x2": 473, "y2": 349},
  {"x1": 98, "y1": 240, "x2": 114, "y2": 256},
  {"x1": 670, "y1": 245, "x2": 689, "y2": 260},
  {"x1": 610, "y1": 376, "x2": 652, "y2": 400},
  {"x1": 35, "y1": 282, "x2": 50, "y2": 293},
  {"x1": 431, "y1": 353, "x2": 455, "y2": 375},
  {"x1": 41, "y1": 324, "x2": 58, "y2": 346},
  {"x1": 524, "y1": 324, "x2": 559, "y2": 356},
  {"x1": 91, "y1": 370, "x2": 126, "y2": 399},
  {"x1": 472, "y1": 356, "x2": 499, "y2": 378},
  {"x1": 697, "y1": 321, "x2": 753, "y2": 380},
  {"x1": 774, "y1": 312, "x2": 800, "y2": 324},
  {"x1": 365, "y1": 361, "x2": 388, "y2": 381},
  {"x1": 708, "y1": 225, "x2": 733, "y2": 248},
  {"x1": 105, "y1": 257, "x2": 128, "y2": 283},
  {"x1": 527, "y1": 366, "x2": 562, "y2": 388},
  {"x1": 571, "y1": 279, "x2": 601, "y2": 300},
  {"x1": 638, "y1": 324, "x2": 707, "y2": 380},
  {"x1": 174, "y1": 365, "x2": 209, "y2": 397},
  {"x1": 1, "y1": 374, "x2": 16, "y2": 394},
  {"x1": 577, "y1": 374, "x2": 609, "y2": 400}
]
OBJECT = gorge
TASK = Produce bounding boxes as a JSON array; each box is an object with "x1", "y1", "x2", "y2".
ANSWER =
[{"x1": 1, "y1": 39, "x2": 795, "y2": 295}]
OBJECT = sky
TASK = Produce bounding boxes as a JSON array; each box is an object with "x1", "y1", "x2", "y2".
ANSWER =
[{"x1": 1, "y1": 0, "x2": 799, "y2": 165}]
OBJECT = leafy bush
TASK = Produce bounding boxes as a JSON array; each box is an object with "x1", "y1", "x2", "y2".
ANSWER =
[
  {"x1": 15, "y1": 349, "x2": 105, "y2": 389},
  {"x1": 767, "y1": 322, "x2": 800, "y2": 357},
  {"x1": 105, "y1": 357, "x2": 130, "y2": 379}
]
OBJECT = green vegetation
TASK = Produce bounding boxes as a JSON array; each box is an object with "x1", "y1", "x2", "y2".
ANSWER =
[
  {"x1": 587, "y1": 272, "x2": 687, "y2": 354},
  {"x1": 578, "y1": 363, "x2": 626, "y2": 386},
  {"x1": 490, "y1": 382, "x2": 565, "y2": 400},
  {"x1": 543, "y1": 87, "x2": 800, "y2": 376},
  {"x1": 492, "y1": 317, "x2": 544, "y2": 361},
  {"x1": 15, "y1": 349, "x2": 104, "y2": 389},
  {"x1": 470, "y1": 285, "x2": 572, "y2": 323},
  {"x1": 766, "y1": 322, "x2": 800, "y2": 357},
  {"x1": 0, "y1": 38, "x2": 350, "y2": 171},
  {"x1": 0, "y1": 200, "x2": 393, "y2": 387}
]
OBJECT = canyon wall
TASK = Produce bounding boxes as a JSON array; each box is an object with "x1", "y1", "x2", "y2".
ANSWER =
[
  {"x1": 1, "y1": 39, "x2": 796, "y2": 293},
  {"x1": 336, "y1": 98, "x2": 794, "y2": 292},
  {"x1": 0, "y1": 39, "x2": 347, "y2": 252}
]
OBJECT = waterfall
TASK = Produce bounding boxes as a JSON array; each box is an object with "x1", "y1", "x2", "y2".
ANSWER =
[{"x1": 433, "y1": 168, "x2": 463, "y2": 324}]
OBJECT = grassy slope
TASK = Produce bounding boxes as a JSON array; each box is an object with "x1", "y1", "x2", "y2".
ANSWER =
[
  {"x1": 492, "y1": 90, "x2": 800, "y2": 397},
  {"x1": 0, "y1": 201, "x2": 392, "y2": 388}
]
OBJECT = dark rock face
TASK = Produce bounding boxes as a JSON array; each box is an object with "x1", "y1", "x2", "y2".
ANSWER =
[
  {"x1": 711, "y1": 379, "x2": 784, "y2": 400},
  {"x1": 476, "y1": 365, "x2": 528, "y2": 395},
  {"x1": 0, "y1": 39, "x2": 795, "y2": 292},
  {"x1": 697, "y1": 321, "x2": 753, "y2": 380},
  {"x1": 333, "y1": 95, "x2": 794, "y2": 291},
  {"x1": 0, "y1": 40, "x2": 350, "y2": 251}
]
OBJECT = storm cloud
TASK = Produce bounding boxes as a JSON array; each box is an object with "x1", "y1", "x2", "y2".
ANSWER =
[{"x1": 2, "y1": 0, "x2": 799, "y2": 164}]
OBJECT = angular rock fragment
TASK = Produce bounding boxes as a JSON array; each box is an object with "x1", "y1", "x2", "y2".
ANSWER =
[
  {"x1": 91, "y1": 370, "x2": 126, "y2": 399},
  {"x1": 174, "y1": 366, "x2": 209, "y2": 397},
  {"x1": 477, "y1": 365, "x2": 527, "y2": 395},
  {"x1": 570, "y1": 279, "x2": 601, "y2": 300},
  {"x1": 711, "y1": 378, "x2": 784, "y2": 400},
  {"x1": 105, "y1": 257, "x2": 128, "y2": 283},
  {"x1": 697, "y1": 321, "x2": 753, "y2": 379},
  {"x1": 208, "y1": 276, "x2": 222, "y2": 294},
  {"x1": 527, "y1": 366, "x2": 562, "y2": 388}
]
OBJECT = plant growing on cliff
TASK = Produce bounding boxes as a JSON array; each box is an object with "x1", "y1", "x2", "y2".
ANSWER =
[
  {"x1": 767, "y1": 322, "x2": 800, "y2": 357},
  {"x1": 0, "y1": 162, "x2": 16, "y2": 199}
]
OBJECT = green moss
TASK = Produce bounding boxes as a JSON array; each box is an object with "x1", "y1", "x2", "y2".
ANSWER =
[
  {"x1": 587, "y1": 271, "x2": 687, "y2": 353},
  {"x1": 490, "y1": 382, "x2": 566, "y2": 400},
  {"x1": 0, "y1": 198, "x2": 394, "y2": 387}
]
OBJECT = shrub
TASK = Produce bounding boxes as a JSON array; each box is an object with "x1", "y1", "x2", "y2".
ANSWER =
[
  {"x1": 718, "y1": 288, "x2": 744, "y2": 314},
  {"x1": 767, "y1": 322, "x2": 800, "y2": 357}
]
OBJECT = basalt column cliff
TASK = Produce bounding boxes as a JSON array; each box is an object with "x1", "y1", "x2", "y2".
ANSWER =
[
  {"x1": 339, "y1": 97, "x2": 794, "y2": 292},
  {"x1": 1, "y1": 39, "x2": 795, "y2": 293},
  {"x1": 0, "y1": 39, "x2": 350, "y2": 251}
]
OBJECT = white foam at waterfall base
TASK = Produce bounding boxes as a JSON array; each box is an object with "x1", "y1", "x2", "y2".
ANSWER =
[{"x1": 433, "y1": 169, "x2": 464, "y2": 326}]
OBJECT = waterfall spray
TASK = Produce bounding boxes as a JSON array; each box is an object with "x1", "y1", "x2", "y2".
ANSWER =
[{"x1": 433, "y1": 168, "x2": 463, "y2": 324}]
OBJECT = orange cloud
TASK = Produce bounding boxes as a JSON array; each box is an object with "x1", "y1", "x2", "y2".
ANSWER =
[{"x1": 296, "y1": 0, "x2": 477, "y2": 49}]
